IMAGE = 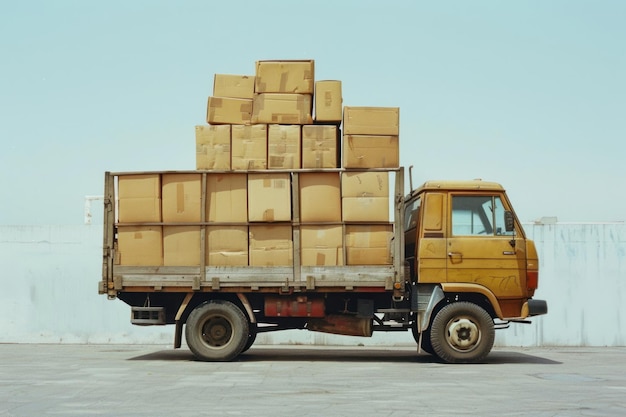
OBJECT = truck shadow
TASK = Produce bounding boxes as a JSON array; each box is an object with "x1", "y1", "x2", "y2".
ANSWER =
[{"x1": 129, "y1": 347, "x2": 561, "y2": 365}]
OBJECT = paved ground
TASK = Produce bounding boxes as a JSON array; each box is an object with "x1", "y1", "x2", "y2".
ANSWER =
[{"x1": 0, "y1": 344, "x2": 625, "y2": 417}]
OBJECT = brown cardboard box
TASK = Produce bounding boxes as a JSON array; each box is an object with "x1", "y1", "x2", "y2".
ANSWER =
[
  {"x1": 118, "y1": 174, "x2": 161, "y2": 223},
  {"x1": 195, "y1": 125, "x2": 231, "y2": 170},
  {"x1": 341, "y1": 171, "x2": 389, "y2": 197},
  {"x1": 268, "y1": 124, "x2": 301, "y2": 169},
  {"x1": 163, "y1": 226, "x2": 201, "y2": 266},
  {"x1": 231, "y1": 124, "x2": 267, "y2": 170},
  {"x1": 251, "y1": 93, "x2": 313, "y2": 125},
  {"x1": 162, "y1": 174, "x2": 202, "y2": 222},
  {"x1": 206, "y1": 226, "x2": 248, "y2": 266},
  {"x1": 206, "y1": 97, "x2": 252, "y2": 125},
  {"x1": 300, "y1": 225, "x2": 344, "y2": 266},
  {"x1": 299, "y1": 172, "x2": 341, "y2": 222},
  {"x1": 342, "y1": 198, "x2": 389, "y2": 222},
  {"x1": 249, "y1": 224, "x2": 293, "y2": 266},
  {"x1": 314, "y1": 80, "x2": 342, "y2": 122},
  {"x1": 206, "y1": 173, "x2": 248, "y2": 223},
  {"x1": 341, "y1": 171, "x2": 389, "y2": 222},
  {"x1": 118, "y1": 198, "x2": 161, "y2": 223},
  {"x1": 345, "y1": 224, "x2": 392, "y2": 265},
  {"x1": 213, "y1": 74, "x2": 255, "y2": 99},
  {"x1": 248, "y1": 173, "x2": 291, "y2": 222},
  {"x1": 301, "y1": 125, "x2": 339, "y2": 169},
  {"x1": 255, "y1": 60, "x2": 314, "y2": 94},
  {"x1": 117, "y1": 226, "x2": 163, "y2": 266},
  {"x1": 343, "y1": 135, "x2": 399, "y2": 169},
  {"x1": 118, "y1": 174, "x2": 161, "y2": 198},
  {"x1": 343, "y1": 107, "x2": 399, "y2": 135}
]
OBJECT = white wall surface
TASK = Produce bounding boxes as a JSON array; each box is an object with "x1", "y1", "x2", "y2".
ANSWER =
[{"x1": 0, "y1": 223, "x2": 624, "y2": 347}]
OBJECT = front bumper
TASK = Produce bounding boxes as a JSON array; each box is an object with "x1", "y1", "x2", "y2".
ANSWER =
[{"x1": 527, "y1": 299, "x2": 548, "y2": 316}]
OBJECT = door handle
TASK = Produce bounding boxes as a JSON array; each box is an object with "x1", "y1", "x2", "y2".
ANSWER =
[
  {"x1": 448, "y1": 252, "x2": 462, "y2": 264},
  {"x1": 502, "y1": 251, "x2": 516, "y2": 255}
]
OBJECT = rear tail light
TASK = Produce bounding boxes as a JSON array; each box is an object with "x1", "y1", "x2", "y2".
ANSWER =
[{"x1": 527, "y1": 270, "x2": 539, "y2": 290}]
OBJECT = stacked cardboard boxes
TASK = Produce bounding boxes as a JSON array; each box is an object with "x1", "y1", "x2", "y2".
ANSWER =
[
  {"x1": 199, "y1": 60, "x2": 342, "y2": 171},
  {"x1": 342, "y1": 106, "x2": 400, "y2": 168},
  {"x1": 118, "y1": 59, "x2": 399, "y2": 268},
  {"x1": 205, "y1": 173, "x2": 248, "y2": 266}
]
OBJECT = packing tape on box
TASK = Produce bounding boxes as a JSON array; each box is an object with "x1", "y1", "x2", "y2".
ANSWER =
[
  {"x1": 176, "y1": 184, "x2": 185, "y2": 213},
  {"x1": 279, "y1": 72, "x2": 288, "y2": 92}
]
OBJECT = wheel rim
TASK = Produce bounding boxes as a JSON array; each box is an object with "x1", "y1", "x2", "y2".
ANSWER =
[
  {"x1": 201, "y1": 316, "x2": 233, "y2": 348},
  {"x1": 446, "y1": 317, "x2": 480, "y2": 352}
]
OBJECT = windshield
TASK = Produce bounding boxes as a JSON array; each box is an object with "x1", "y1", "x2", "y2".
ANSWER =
[{"x1": 451, "y1": 195, "x2": 513, "y2": 236}]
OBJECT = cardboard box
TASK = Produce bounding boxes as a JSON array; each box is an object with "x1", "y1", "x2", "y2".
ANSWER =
[
  {"x1": 195, "y1": 125, "x2": 231, "y2": 170},
  {"x1": 299, "y1": 172, "x2": 341, "y2": 222},
  {"x1": 206, "y1": 173, "x2": 248, "y2": 223},
  {"x1": 343, "y1": 135, "x2": 399, "y2": 169},
  {"x1": 314, "y1": 80, "x2": 342, "y2": 122},
  {"x1": 249, "y1": 224, "x2": 293, "y2": 266},
  {"x1": 341, "y1": 171, "x2": 389, "y2": 222},
  {"x1": 116, "y1": 226, "x2": 163, "y2": 266},
  {"x1": 300, "y1": 225, "x2": 344, "y2": 266},
  {"x1": 231, "y1": 124, "x2": 267, "y2": 170},
  {"x1": 248, "y1": 173, "x2": 291, "y2": 222},
  {"x1": 206, "y1": 226, "x2": 248, "y2": 266},
  {"x1": 118, "y1": 174, "x2": 161, "y2": 198},
  {"x1": 341, "y1": 171, "x2": 389, "y2": 197},
  {"x1": 163, "y1": 226, "x2": 201, "y2": 266},
  {"x1": 268, "y1": 124, "x2": 301, "y2": 169},
  {"x1": 342, "y1": 198, "x2": 389, "y2": 222},
  {"x1": 255, "y1": 60, "x2": 314, "y2": 94},
  {"x1": 162, "y1": 174, "x2": 202, "y2": 222},
  {"x1": 117, "y1": 174, "x2": 161, "y2": 223},
  {"x1": 213, "y1": 74, "x2": 255, "y2": 99},
  {"x1": 343, "y1": 107, "x2": 399, "y2": 135},
  {"x1": 118, "y1": 198, "x2": 161, "y2": 223},
  {"x1": 251, "y1": 93, "x2": 313, "y2": 125},
  {"x1": 206, "y1": 97, "x2": 252, "y2": 125},
  {"x1": 301, "y1": 125, "x2": 339, "y2": 169},
  {"x1": 345, "y1": 224, "x2": 392, "y2": 265}
]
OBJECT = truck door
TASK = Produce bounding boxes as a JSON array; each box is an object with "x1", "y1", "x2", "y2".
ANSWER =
[
  {"x1": 446, "y1": 194, "x2": 526, "y2": 299},
  {"x1": 403, "y1": 197, "x2": 420, "y2": 279}
]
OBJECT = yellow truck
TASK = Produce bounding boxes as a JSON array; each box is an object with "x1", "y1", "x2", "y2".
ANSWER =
[{"x1": 100, "y1": 167, "x2": 547, "y2": 363}]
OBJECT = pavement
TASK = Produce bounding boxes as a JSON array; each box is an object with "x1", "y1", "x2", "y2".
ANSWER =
[{"x1": 0, "y1": 344, "x2": 625, "y2": 417}]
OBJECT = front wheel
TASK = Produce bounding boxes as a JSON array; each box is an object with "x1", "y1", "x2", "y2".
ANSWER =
[
  {"x1": 185, "y1": 300, "x2": 249, "y2": 361},
  {"x1": 429, "y1": 302, "x2": 495, "y2": 364}
]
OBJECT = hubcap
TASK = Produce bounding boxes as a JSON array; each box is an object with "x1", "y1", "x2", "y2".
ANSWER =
[
  {"x1": 201, "y1": 317, "x2": 232, "y2": 347},
  {"x1": 446, "y1": 317, "x2": 480, "y2": 351}
]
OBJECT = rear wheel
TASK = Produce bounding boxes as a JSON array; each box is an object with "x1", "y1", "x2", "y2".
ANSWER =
[
  {"x1": 429, "y1": 302, "x2": 495, "y2": 364},
  {"x1": 185, "y1": 300, "x2": 249, "y2": 361}
]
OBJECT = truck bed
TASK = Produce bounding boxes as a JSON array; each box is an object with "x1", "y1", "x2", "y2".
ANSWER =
[{"x1": 100, "y1": 169, "x2": 405, "y2": 298}]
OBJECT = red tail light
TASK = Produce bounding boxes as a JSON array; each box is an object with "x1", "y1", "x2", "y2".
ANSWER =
[{"x1": 527, "y1": 270, "x2": 539, "y2": 290}]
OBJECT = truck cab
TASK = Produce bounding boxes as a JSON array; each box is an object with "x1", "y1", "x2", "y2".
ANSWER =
[{"x1": 403, "y1": 180, "x2": 547, "y2": 362}]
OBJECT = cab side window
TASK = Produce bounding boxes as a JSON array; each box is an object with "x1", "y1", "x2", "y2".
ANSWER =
[
  {"x1": 452, "y1": 195, "x2": 513, "y2": 236},
  {"x1": 404, "y1": 198, "x2": 421, "y2": 231}
]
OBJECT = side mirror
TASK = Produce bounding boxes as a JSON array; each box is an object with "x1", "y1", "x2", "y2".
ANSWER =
[{"x1": 504, "y1": 211, "x2": 515, "y2": 232}]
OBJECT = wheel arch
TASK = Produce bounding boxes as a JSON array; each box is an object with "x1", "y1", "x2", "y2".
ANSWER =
[
  {"x1": 439, "y1": 283, "x2": 503, "y2": 319},
  {"x1": 181, "y1": 293, "x2": 255, "y2": 323}
]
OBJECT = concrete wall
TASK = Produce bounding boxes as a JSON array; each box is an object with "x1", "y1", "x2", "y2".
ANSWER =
[{"x1": 1, "y1": 223, "x2": 624, "y2": 347}]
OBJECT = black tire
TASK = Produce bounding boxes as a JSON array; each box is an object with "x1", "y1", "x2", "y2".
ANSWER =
[
  {"x1": 185, "y1": 300, "x2": 249, "y2": 362},
  {"x1": 429, "y1": 302, "x2": 495, "y2": 364},
  {"x1": 412, "y1": 317, "x2": 434, "y2": 355},
  {"x1": 241, "y1": 323, "x2": 258, "y2": 353}
]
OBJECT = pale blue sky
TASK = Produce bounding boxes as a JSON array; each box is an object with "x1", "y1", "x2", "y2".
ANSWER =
[{"x1": 1, "y1": 1, "x2": 624, "y2": 224}]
